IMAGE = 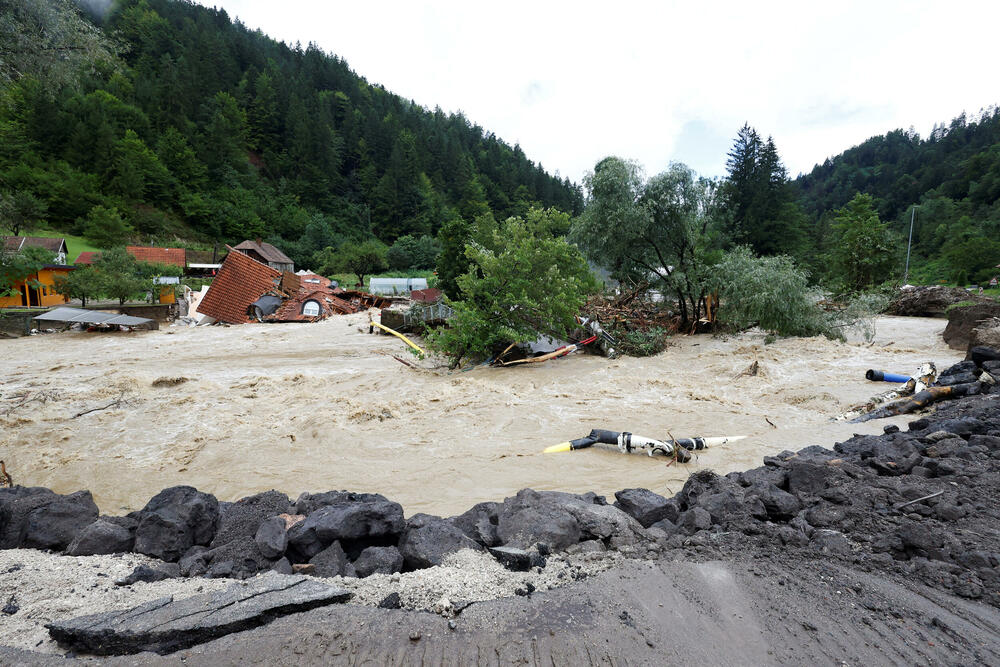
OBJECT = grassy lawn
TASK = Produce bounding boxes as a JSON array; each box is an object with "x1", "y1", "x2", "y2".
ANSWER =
[{"x1": 29, "y1": 229, "x2": 101, "y2": 263}]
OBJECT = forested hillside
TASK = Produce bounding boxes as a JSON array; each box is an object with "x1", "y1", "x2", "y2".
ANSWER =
[
  {"x1": 0, "y1": 0, "x2": 581, "y2": 268},
  {"x1": 793, "y1": 109, "x2": 1000, "y2": 285}
]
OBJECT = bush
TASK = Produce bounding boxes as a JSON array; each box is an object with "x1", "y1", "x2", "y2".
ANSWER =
[
  {"x1": 713, "y1": 247, "x2": 886, "y2": 341},
  {"x1": 610, "y1": 326, "x2": 670, "y2": 356}
]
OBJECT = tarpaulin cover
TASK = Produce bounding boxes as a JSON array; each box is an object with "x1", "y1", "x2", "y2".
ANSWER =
[{"x1": 33, "y1": 307, "x2": 154, "y2": 327}]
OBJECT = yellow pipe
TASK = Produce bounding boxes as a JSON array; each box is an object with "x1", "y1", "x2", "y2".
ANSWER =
[{"x1": 372, "y1": 321, "x2": 427, "y2": 355}]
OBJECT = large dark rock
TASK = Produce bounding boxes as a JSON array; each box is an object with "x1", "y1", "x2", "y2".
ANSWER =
[
  {"x1": 399, "y1": 513, "x2": 482, "y2": 569},
  {"x1": 294, "y1": 491, "x2": 392, "y2": 516},
  {"x1": 254, "y1": 516, "x2": 288, "y2": 560},
  {"x1": 288, "y1": 496, "x2": 404, "y2": 559},
  {"x1": 46, "y1": 573, "x2": 351, "y2": 656},
  {"x1": 203, "y1": 536, "x2": 273, "y2": 579},
  {"x1": 352, "y1": 545, "x2": 404, "y2": 577},
  {"x1": 786, "y1": 460, "x2": 844, "y2": 496},
  {"x1": 487, "y1": 546, "x2": 532, "y2": 571},
  {"x1": 178, "y1": 546, "x2": 210, "y2": 577},
  {"x1": 613, "y1": 488, "x2": 679, "y2": 528},
  {"x1": 309, "y1": 541, "x2": 351, "y2": 577},
  {"x1": 448, "y1": 502, "x2": 500, "y2": 547},
  {"x1": 755, "y1": 484, "x2": 801, "y2": 521},
  {"x1": 1, "y1": 487, "x2": 76, "y2": 548},
  {"x1": 21, "y1": 490, "x2": 99, "y2": 551},
  {"x1": 970, "y1": 346, "x2": 1000, "y2": 366},
  {"x1": 675, "y1": 507, "x2": 712, "y2": 534},
  {"x1": 67, "y1": 517, "x2": 134, "y2": 556},
  {"x1": 496, "y1": 489, "x2": 647, "y2": 552},
  {"x1": 133, "y1": 486, "x2": 220, "y2": 562},
  {"x1": 115, "y1": 564, "x2": 177, "y2": 586},
  {"x1": 835, "y1": 433, "x2": 918, "y2": 462},
  {"x1": 211, "y1": 490, "x2": 292, "y2": 548}
]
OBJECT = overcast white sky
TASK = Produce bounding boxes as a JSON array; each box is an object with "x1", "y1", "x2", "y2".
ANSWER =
[{"x1": 197, "y1": 0, "x2": 999, "y2": 185}]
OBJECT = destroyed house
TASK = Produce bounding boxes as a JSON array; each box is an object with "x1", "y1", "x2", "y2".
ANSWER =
[
  {"x1": 197, "y1": 251, "x2": 390, "y2": 324},
  {"x1": 261, "y1": 273, "x2": 391, "y2": 322},
  {"x1": 196, "y1": 247, "x2": 282, "y2": 324},
  {"x1": 232, "y1": 239, "x2": 294, "y2": 273}
]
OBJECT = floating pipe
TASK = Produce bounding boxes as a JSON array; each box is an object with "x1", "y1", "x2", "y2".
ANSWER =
[
  {"x1": 865, "y1": 369, "x2": 911, "y2": 383},
  {"x1": 543, "y1": 430, "x2": 747, "y2": 462}
]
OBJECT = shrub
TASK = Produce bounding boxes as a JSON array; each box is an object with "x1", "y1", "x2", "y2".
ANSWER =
[{"x1": 713, "y1": 246, "x2": 886, "y2": 341}]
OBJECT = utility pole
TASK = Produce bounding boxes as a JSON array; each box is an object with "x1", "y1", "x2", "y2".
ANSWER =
[{"x1": 904, "y1": 206, "x2": 915, "y2": 284}]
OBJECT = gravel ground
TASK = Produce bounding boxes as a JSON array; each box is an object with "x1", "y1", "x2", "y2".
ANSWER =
[
  {"x1": 0, "y1": 547, "x2": 631, "y2": 654},
  {"x1": 0, "y1": 551, "x2": 231, "y2": 654}
]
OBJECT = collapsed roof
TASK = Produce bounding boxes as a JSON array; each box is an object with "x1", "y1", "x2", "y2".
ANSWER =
[{"x1": 197, "y1": 251, "x2": 388, "y2": 324}]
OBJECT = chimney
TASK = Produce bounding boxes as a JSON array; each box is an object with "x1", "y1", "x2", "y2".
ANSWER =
[{"x1": 255, "y1": 237, "x2": 263, "y2": 246}]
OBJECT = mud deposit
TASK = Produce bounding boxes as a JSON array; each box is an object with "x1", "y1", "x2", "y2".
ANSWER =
[{"x1": 0, "y1": 315, "x2": 959, "y2": 515}]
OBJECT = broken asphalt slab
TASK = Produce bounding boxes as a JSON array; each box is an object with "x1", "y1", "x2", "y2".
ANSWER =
[{"x1": 46, "y1": 573, "x2": 351, "y2": 656}]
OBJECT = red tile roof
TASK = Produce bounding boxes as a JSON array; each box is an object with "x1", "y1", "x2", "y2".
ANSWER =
[
  {"x1": 75, "y1": 251, "x2": 100, "y2": 265},
  {"x1": 126, "y1": 246, "x2": 186, "y2": 267},
  {"x1": 197, "y1": 247, "x2": 281, "y2": 324}
]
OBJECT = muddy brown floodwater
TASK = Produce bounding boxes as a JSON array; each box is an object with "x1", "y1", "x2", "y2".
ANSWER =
[{"x1": 0, "y1": 314, "x2": 960, "y2": 517}]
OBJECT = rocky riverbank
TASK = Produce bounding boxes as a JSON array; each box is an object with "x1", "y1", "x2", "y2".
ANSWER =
[{"x1": 2, "y1": 349, "x2": 1000, "y2": 660}]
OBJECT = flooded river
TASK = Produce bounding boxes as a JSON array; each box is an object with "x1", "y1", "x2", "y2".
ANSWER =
[{"x1": 0, "y1": 315, "x2": 960, "y2": 516}]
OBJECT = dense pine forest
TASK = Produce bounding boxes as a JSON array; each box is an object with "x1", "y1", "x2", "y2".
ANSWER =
[
  {"x1": 1, "y1": 0, "x2": 998, "y2": 291},
  {"x1": 793, "y1": 109, "x2": 1000, "y2": 286},
  {"x1": 0, "y1": 0, "x2": 581, "y2": 269}
]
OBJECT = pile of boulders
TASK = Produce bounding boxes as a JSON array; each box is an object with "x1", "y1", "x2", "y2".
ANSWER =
[
  {"x1": 0, "y1": 484, "x2": 656, "y2": 583},
  {"x1": 633, "y1": 350, "x2": 1000, "y2": 607}
]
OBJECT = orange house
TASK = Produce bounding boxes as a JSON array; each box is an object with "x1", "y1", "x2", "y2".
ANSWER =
[{"x1": 0, "y1": 265, "x2": 75, "y2": 308}]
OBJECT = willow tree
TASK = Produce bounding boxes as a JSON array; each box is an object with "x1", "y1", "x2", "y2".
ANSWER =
[{"x1": 571, "y1": 158, "x2": 723, "y2": 324}]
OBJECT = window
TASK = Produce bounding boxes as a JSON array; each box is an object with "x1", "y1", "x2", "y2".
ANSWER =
[{"x1": 302, "y1": 300, "x2": 320, "y2": 317}]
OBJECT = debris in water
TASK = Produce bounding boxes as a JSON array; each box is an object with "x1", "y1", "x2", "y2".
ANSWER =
[{"x1": 543, "y1": 429, "x2": 747, "y2": 462}]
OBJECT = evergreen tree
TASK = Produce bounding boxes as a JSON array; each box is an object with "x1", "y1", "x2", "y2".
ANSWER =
[{"x1": 829, "y1": 193, "x2": 895, "y2": 291}]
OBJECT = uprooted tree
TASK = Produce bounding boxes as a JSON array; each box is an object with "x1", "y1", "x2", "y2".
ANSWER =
[{"x1": 426, "y1": 207, "x2": 599, "y2": 367}]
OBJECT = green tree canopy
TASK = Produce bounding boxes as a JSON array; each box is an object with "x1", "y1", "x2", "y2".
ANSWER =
[
  {"x1": 0, "y1": 244, "x2": 52, "y2": 296},
  {"x1": 316, "y1": 239, "x2": 387, "y2": 287},
  {"x1": 81, "y1": 204, "x2": 134, "y2": 248},
  {"x1": 94, "y1": 245, "x2": 145, "y2": 304},
  {"x1": 830, "y1": 193, "x2": 895, "y2": 291},
  {"x1": 0, "y1": 190, "x2": 48, "y2": 235},
  {"x1": 54, "y1": 263, "x2": 102, "y2": 306},
  {"x1": 427, "y1": 207, "x2": 598, "y2": 367},
  {"x1": 571, "y1": 158, "x2": 723, "y2": 324}
]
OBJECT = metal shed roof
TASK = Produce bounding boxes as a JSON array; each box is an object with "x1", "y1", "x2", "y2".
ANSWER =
[{"x1": 33, "y1": 307, "x2": 154, "y2": 326}]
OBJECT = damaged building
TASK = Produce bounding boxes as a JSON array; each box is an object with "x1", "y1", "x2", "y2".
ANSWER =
[{"x1": 194, "y1": 248, "x2": 388, "y2": 325}]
